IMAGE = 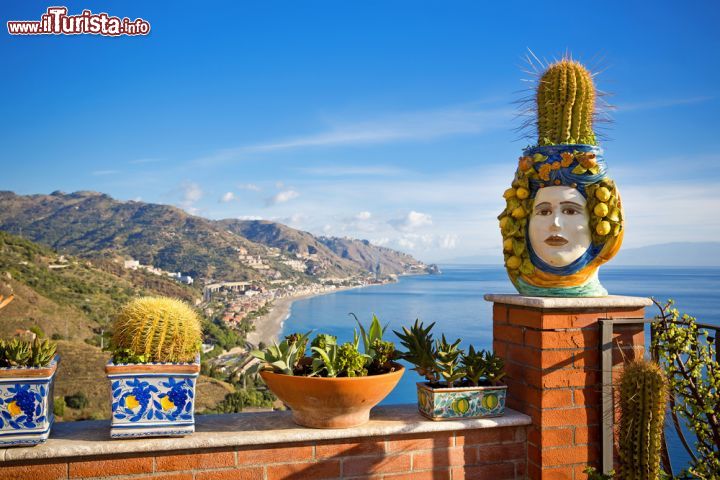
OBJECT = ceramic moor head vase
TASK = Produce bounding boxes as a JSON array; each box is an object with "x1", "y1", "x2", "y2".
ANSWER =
[{"x1": 498, "y1": 59, "x2": 623, "y2": 297}]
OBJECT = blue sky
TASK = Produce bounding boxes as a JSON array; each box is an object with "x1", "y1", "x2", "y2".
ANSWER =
[{"x1": 3, "y1": 1, "x2": 720, "y2": 262}]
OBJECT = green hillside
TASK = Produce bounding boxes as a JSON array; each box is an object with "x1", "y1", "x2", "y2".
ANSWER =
[
  {"x1": 0, "y1": 231, "x2": 239, "y2": 419},
  {"x1": 0, "y1": 230, "x2": 199, "y2": 340}
]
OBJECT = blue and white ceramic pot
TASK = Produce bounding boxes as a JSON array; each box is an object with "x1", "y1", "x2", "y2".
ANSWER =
[
  {"x1": 416, "y1": 382, "x2": 507, "y2": 421},
  {"x1": 0, "y1": 355, "x2": 59, "y2": 447},
  {"x1": 105, "y1": 357, "x2": 200, "y2": 439}
]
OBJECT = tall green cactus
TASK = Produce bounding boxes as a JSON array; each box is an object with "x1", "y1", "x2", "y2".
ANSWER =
[
  {"x1": 537, "y1": 60, "x2": 596, "y2": 146},
  {"x1": 113, "y1": 296, "x2": 202, "y2": 364},
  {"x1": 618, "y1": 360, "x2": 668, "y2": 480}
]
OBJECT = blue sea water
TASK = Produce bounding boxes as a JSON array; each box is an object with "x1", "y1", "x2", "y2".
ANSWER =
[{"x1": 282, "y1": 265, "x2": 720, "y2": 472}]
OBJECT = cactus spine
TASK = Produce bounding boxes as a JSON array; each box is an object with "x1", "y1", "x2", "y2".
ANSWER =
[
  {"x1": 113, "y1": 296, "x2": 202, "y2": 363},
  {"x1": 537, "y1": 60, "x2": 596, "y2": 146},
  {"x1": 618, "y1": 360, "x2": 668, "y2": 480}
]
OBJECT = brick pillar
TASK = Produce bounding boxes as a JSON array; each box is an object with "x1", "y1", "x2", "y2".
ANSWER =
[{"x1": 485, "y1": 294, "x2": 651, "y2": 479}]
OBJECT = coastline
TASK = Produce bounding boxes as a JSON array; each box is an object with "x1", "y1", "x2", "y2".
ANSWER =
[{"x1": 245, "y1": 285, "x2": 365, "y2": 347}]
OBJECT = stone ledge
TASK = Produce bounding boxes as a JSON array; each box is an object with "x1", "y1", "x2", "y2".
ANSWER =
[
  {"x1": 0, "y1": 405, "x2": 530, "y2": 462},
  {"x1": 484, "y1": 294, "x2": 653, "y2": 310}
]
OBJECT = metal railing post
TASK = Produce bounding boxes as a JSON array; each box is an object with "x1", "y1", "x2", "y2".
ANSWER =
[{"x1": 600, "y1": 319, "x2": 614, "y2": 475}]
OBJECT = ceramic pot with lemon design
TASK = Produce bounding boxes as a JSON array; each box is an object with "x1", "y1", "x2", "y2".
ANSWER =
[
  {"x1": 0, "y1": 355, "x2": 59, "y2": 446},
  {"x1": 105, "y1": 358, "x2": 200, "y2": 438},
  {"x1": 416, "y1": 382, "x2": 507, "y2": 421}
]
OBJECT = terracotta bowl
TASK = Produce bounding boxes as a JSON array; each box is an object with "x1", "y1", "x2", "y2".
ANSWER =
[{"x1": 260, "y1": 365, "x2": 404, "y2": 428}]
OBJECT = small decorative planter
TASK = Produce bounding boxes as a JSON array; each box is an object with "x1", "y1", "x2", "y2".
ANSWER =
[
  {"x1": 0, "y1": 355, "x2": 59, "y2": 447},
  {"x1": 416, "y1": 382, "x2": 507, "y2": 421},
  {"x1": 260, "y1": 365, "x2": 404, "y2": 429},
  {"x1": 106, "y1": 359, "x2": 200, "y2": 439}
]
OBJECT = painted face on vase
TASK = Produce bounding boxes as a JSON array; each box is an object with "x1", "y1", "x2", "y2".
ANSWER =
[{"x1": 529, "y1": 186, "x2": 591, "y2": 267}]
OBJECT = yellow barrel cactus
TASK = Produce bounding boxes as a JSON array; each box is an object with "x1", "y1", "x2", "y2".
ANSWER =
[{"x1": 113, "y1": 296, "x2": 202, "y2": 364}]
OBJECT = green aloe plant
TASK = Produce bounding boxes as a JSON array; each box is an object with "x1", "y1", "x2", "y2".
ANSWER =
[
  {"x1": 0, "y1": 336, "x2": 57, "y2": 368},
  {"x1": 251, "y1": 332, "x2": 310, "y2": 376},
  {"x1": 394, "y1": 320, "x2": 439, "y2": 383},
  {"x1": 254, "y1": 316, "x2": 398, "y2": 378},
  {"x1": 395, "y1": 321, "x2": 505, "y2": 388},
  {"x1": 435, "y1": 335, "x2": 464, "y2": 388}
]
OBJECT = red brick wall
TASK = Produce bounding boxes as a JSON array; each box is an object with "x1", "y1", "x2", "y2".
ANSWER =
[
  {"x1": 492, "y1": 303, "x2": 645, "y2": 479},
  {"x1": 0, "y1": 426, "x2": 527, "y2": 480}
]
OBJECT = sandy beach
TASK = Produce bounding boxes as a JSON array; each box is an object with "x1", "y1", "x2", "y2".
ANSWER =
[{"x1": 245, "y1": 285, "x2": 363, "y2": 347}]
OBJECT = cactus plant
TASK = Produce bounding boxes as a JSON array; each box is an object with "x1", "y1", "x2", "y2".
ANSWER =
[
  {"x1": 0, "y1": 337, "x2": 56, "y2": 368},
  {"x1": 112, "y1": 296, "x2": 202, "y2": 364},
  {"x1": 618, "y1": 360, "x2": 668, "y2": 480},
  {"x1": 537, "y1": 60, "x2": 596, "y2": 146}
]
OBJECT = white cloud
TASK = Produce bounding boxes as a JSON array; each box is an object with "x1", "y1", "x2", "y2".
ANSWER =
[
  {"x1": 237, "y1": 215, "x2": 263, "y2": 221},
  {"x1": 389, "y1": 211, "x2": 433, "y2": 232},
  {"x1": 439, "y1": 234, "x2": 458, "y2": 249},
  {"x1": 275, "y1": 213, "x2": 305, "y2": 226},
  {"x1": 300, "y1": 166, "x2": 408, "y2": 177},
  {"x1": 189, "y1": 102, "x2": 513, "y2": 166},
  {"x1": 238, "y1": 183, "x2": 261, "y2": 191},
  {"x1": 355, "y1": 211, "x2": 372, "y2": 221},
  {"x1": 221, "y1": 192, "x2": 236, "y2": 203},
  {"x1": 266, "y1": 189, "x2": 299, "y2": 206},
  {"x1": 129, "y1": 158, "x2": 162, "y2": 165},
  {"x1": 182, "y1": 182, "x2": 203, "y2": 203},
  {"x1": 177, "y1": 182, "x2": 203, "y2": 214}
]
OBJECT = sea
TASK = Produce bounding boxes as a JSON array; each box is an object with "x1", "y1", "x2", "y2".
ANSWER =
[{"x1": 281, "y1": 265, "x2": 720, "y2": 473}]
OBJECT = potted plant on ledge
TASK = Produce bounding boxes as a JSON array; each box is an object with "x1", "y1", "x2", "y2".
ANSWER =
[
  {"x1": 105, "y1": 296, "x2": 202, "y2": 439},
  {"x1": 251, "y1": 315, "x2": 404, "y2": 428},
  {"x1": 395, "y1": 320, "x2": 507, "y2": 420},
  {"x1": 0, "y1": 335, "x2": 58, "y2": 447}
]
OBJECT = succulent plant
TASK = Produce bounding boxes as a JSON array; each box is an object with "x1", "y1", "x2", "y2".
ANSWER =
[
  {"x1": 255, "y1": 315, "x2": 398, "y2": 378},
  {"x1": 370, "y1": 338, "x2": 397, "y2": 372},
  {"x1": 30, "y1": 337, "x2": 57, "y2": 367},
  {"x1": 336, "y1": 342, "x2": 369, "y2": 378},
  {"x1": 482, "y1": 352, "x2": 506, "y2": 384},
  {"x1": 311, "y1": 333, "x2": 337, "y2": 354},
  {"x1": 394, "y1": 320, "x2": 438, "y2": 383},
  {"x1": 618, "y1": 360, "x2": 668, "y2": 480},
  {"x1": 0, "y1": 338, "x2": 31, "y2": 367},
  {"x1": 0, "y1": 336, "x2": 56, "y2": 368},
  {"x1": 251, "y1": 333, "x2": 309, "y2": 376},
  {"x1": 537, "y1": 59, "x2": 596, "y2": 146},
  {"x1": 396, "y1": 321, "x2": 505, "y2": 388},
  {"x1": 461, "y1": 345, "x2": 486, "y2": 387},
  {"x1": 435, "y1": 335, "x2": 464, "y2": 388},
  {"x1": 351, "y1": 313, "x2": 387, "y2": 353},
  {"x1": 350, "y1": 313, "x2": 398, "y2": 373},
  {"x1": 112, "y1": 296, "x2": 202, "y2": 364}
]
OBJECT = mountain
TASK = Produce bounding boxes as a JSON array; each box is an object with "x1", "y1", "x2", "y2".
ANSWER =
[
  {"x1": 220, "y1": 221, "x2": 432, "y2": 276},
  {"x1": 218, "y1": 220, "x2": 361, "y2": 276},
  {"x1": 318, "y1": 236, "x2": 432, "y2": 275},
  {"x1": 0, "y1": 191, "x2": 428, "y2": 281}
]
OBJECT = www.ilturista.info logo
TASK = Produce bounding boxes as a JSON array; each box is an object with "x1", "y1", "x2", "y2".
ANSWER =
[{"x1": 7, "y1": 7, "x2": 150, "y2": 36}]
